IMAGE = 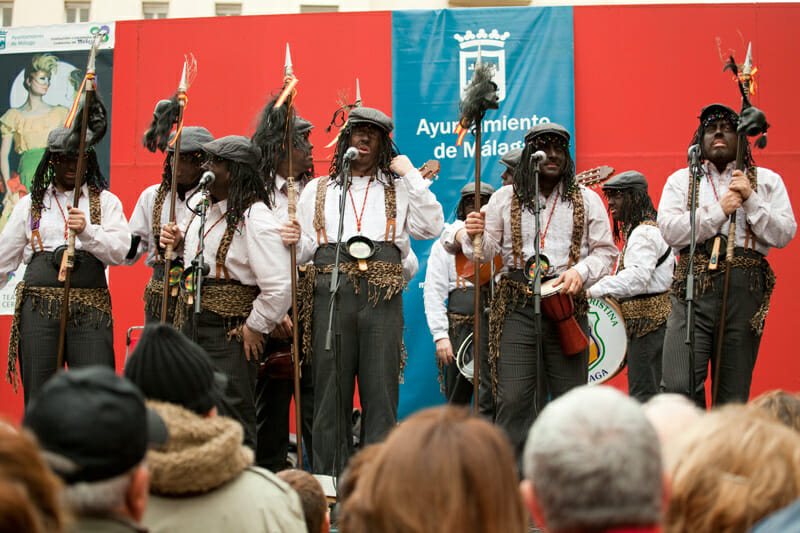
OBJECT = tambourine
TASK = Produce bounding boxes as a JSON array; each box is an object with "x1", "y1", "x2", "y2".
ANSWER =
[
  {"x1": 346, "y1": 235, "x2": 375, "y2": 272},
  {"x1": 524, "y1": 254, "x2": 551, "y2": 281},
  {"x1": 456, "y1": 332, "x2": 474, "y2": 382}
]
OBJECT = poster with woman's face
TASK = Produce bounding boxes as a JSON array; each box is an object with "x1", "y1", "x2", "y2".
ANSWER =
[{"x1": 0, "y1": 49, "x2": 114, "y2": 178}]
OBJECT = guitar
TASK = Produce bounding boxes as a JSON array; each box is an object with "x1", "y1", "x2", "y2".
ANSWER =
[
  {"x1": 419, "y1": 159, "x2": 441, "y2": 180},
  {"x1": 575, "y1": 165, "x2": 614, "y2": 188}
]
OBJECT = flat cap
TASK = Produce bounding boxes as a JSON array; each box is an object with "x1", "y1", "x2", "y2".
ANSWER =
[
  {"x1": 602, "y1": 170, "x2": 649, "y2": 193},
  {"x1": 47, "y1": 127, "x2": 71, "y2": 153},
  {"x1": 295, "y1": 116, "x2": 313, "y2": 134},
  {"x1": 699, "y1": 103, "x2": 739, "y2": 127},
  {"x1": 203, "y1": 135, "x2": 260, "y2": 169},
  {"x1": 499, "y1": 147, "x2": 523, "y2": 170},
  {"x1": 348, "y1": 107, "x2": 394, "y2": 133},
  {"x1": 460, "y1": 181, "x2": 495, "y2": 198},
  {"x1": 524, "y1": 122, "x2": 570, "y2": 144},
  {"x1": 167, "y1": 126, "x2": 214, "y2": 153}
]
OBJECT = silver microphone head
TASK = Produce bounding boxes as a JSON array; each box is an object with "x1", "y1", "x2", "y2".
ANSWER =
[
  {"x1": 199, "y1": 171, "x2": 215, "y2": 186},
  {"x1": 343, "y1": 147, "x2": 359, "y2": 162},
  {"x1": 531, "y1": 150, "x2": 547, "y2": 163},
  {"x1": 688, "y1": 144, "x2": 701, "y2": 159}
]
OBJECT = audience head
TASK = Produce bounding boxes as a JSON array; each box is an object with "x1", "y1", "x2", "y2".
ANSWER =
[
  {"x1": 748, "y1": 389, "x2": 800, "y2": 432},
  {"x1": 644, "y1": 393, "x2": 704, "y2": 468},
  {"x1": 0, "y1": 424, "x2": 67, "y2": 532},
  {"x1": 522, "y1": 385, "x2": 664, "y2": 532},
  {"x1": 277, "y1": 469, "x2": 329, "y2": 533},
  {"x1": 339, "y1": 405, "x2": 527, "y2": 533},
  {"x1": 23, "y1": 367, "x2": 167, "y2": 523},
  {"x1": 124, "y1": 323, "x2": 221, "y2": 415},
  {"x1": 665, "y1": 405, "x2": 800, "y2": 533}
]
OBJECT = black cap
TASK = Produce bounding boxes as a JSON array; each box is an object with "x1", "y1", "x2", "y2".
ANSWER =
[
  {"x1": 348, "y1": 107, "x2": 394, "y2": 133},
  {"x1": 124, "y1": 324, "x2": 221, "y2": 415},
  {"x1": 203, "y1": 135, "x2": 260, "y2": 169},
  {"x1": 499, "y1": 148, "x2": 523, "y2": 170},
  {"x1": 602, "y1": 170, "x2": 649, "y2": 193},
  {"x1": 294, "y1": 116, "x2": 313, "y2": 134},
  {"x1": 699, "y1": 103, "x2": 739, "y2": 128},
  {"x1": 167, "y1": 126, "x2": 214, "y2": 153},
  {"x1": 24, "y1": 367, "x2": 168, "y2": 484},
  {"x1": 460, "y1": 181, "x2": 495, "y2": 198},
  {"x1": 524, "y1": 123, "x2": 570, "y2": 145}
]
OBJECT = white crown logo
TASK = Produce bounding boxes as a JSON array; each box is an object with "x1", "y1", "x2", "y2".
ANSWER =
[{"x1": 454, "y1": 29, "x2": 511, "y2": 49}]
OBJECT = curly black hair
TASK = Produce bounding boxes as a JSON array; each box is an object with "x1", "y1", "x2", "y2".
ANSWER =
[{"x1": 328, "y1": 122, "x2": 397, "y2": 185}]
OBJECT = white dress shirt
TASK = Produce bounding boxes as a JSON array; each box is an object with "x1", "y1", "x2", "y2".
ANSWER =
[
  {"x1": 127, "y1": 183, "x2": 199, "y2": 266},
  {"x1": 295, "y1": 168, "x2": 444, "y2": 264},
  {"x1": 182, "y1": 198, "x2": 291, "y2": 335},
  {"x1": 461, "y1": 183, "x2": 618, "y2": 288},
  {"x1": 658, "y1": 162, "x2": 796, "y2": 255},
  {"x1": 590, "y1": 223, "x2": 674, "y2": 299},
  {"x1": 424, "y1": 238, "x2": 475, "y2": 342},
  {"x1": 0, "y1": 184, "x2": 130, "y2": 290}
]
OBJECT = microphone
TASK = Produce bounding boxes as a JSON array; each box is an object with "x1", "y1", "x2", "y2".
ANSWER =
[
  {"x1": 530, "y1": 150, "x2": 547, "y2": 163},
  {"x1": 343, "y1": 147, "x2": 359, "y2": 162},
  {"x1": 688, "y1": 144, "x2": 704, "y2": 179},
  {"x1": 198, "y1": 171, "x2": 215, "y2": 187}
]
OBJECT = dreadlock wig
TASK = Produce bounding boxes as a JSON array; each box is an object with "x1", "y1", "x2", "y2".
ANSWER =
[
  {"x1": 606, "y1": 188, "x2": 657, "y2": 244},
  {"x1": 30, "y1": 147, "x2": 107, "y2": 211},
  {"x1": 457, "y1": 61, "x2": 499, "y2": 134},
  {"x1": 143, "y1": 95, "x2": 180, "y2": 153},
  {"x1": 225, "y1": 160, "x2": 270, "y2": 227},
  {"x1": 329, "y1": 107, "x2": 396, "y2": 185},
  {"x1": 515, "y1": 124, "x2": 576, "y2": 211},
  {"x1": 251, "y1": 95, "x2": 314, "y2": 201},
  {"x1": 691, "y1": 103, "x2": 755, "y2": 169}
]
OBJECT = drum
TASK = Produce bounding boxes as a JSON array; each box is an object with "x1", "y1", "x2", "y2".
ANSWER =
[
  {"x1": 540, "y1": 278, "x2": 590, "y2": 356},
  {"x1": 455, "y1": 332, "x2": 474, "y2": 382},
  {"x1": 586, "y1": 297, "x2": 627, "y2": 384}
]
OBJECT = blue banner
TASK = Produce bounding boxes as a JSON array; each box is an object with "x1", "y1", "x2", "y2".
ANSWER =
[{"x1": 392, "y1": 6, "x2": 575, "y2": 418}]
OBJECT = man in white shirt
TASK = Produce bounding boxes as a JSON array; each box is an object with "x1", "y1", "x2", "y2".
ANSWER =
[
  {"x1": 127, "y1": 126, "x2": 213, "y2": 324},
  {"x1": 658, "y1": 103, "x2": 796, "y2": 406},
  {"x1": 286, "y1": 106, "x2": 444, "y2": 475},
  {"x1": 588, "y1": 171, "x2": 674, "y2": 402},
  {"x1": 463, "y1": 123, "x2": 617, "y2": 455}
]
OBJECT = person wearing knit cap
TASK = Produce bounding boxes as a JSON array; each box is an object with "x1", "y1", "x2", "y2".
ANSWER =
[
  {"x1": 287, "y1": 106, "x2": 444, "y2": 475},
  {"x1": 587, "y1": 171, "x2": 674, "y2": 402},
  {"x1": 123, "y1": 324, "x2": 307, "y2": 533},
  {"x1": 0, "y1": 102, "x2": 130, "y2": 405},
  {"x1": 250, "y1": 101, "x2": 316, "y2": 471},
  {"x1": 127, "y1": 126, "x2": 214, "y2": 324},
  {"x1": 424, "y1": 181, "x2": 496, "y2": 413},
  {"x1": 463, "y1": 123, "x2": 617, "y2": 457},
  {"x1": 658, "y1": 103, "x2": 796, "y2": 407},
  {"x1": 160, "y1": 134, "x2": 292, "y2": 450}
]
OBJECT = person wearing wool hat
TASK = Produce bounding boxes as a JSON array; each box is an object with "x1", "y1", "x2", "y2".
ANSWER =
[
  {"x1": 587, "y1": 171, "x2": 674, "y2": 402},
  {"x1": 658, "y1": 103, "x2": 796, "y2": 407},
  {"x1": 123, "y1": 323, "x2": 307, "y2": 533},
  {"x1": 0, "y1": 97, "x2": 130, "y2": 405},
  {"x1": 160, "y1": 135, "x2": 292, "y2": 450},
  {"x1": 463, "y1": 123, "x2": 617, "y2": 457},
  {"x1": 424, "y1": 181, "x2": 496, "y2": 412},
  {"x1": 127, "y1": 126, "x2": 214, "y2": 324},
  {"x1": 286, "y1": 106, "x2": 444, "y2": 475}
]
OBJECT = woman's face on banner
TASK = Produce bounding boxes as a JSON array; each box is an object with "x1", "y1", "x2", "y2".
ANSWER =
[{"x1": 27, "y1": 71, "x2": 51, "y2": 96}]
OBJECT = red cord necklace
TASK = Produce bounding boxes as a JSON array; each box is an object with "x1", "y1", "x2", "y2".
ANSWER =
[
  {"x1": 348, "y1": 177, "x2": 374, "y2": 233},
  {"x1": 539, "y1": 191, "x2": 559, "y2": 250},
  {"x1": 53, "y1": 193, "x2": 69, "y2": 242}
]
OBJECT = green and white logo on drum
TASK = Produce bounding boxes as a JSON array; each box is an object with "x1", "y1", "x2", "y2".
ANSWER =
[{"x1": 586, "y1": 298, "x2": 627, "y2": 385}]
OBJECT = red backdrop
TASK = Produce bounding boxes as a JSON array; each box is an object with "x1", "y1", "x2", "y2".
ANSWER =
[{"x1": 2, "y1": 4, "x2": 798, "y2": 422}]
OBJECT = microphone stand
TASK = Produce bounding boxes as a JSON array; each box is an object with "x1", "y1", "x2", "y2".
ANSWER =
[
  {"x1": 190, "y1": 185, "x2": 212, "y2": 343},
  {"x1": 685, "y1": 147, "x2": 702, "y2": 403},
  {"x1": 325, "y1": 155, "x2": 354, "y2": 484},
  {"x1": 529, "y1": 155, "x2": 546, "y2": 414}
]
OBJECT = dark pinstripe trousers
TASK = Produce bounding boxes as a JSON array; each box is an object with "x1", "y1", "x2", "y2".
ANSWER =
[{"x1": 661, "y1": 268, "x2": 762, "y2": 408}]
